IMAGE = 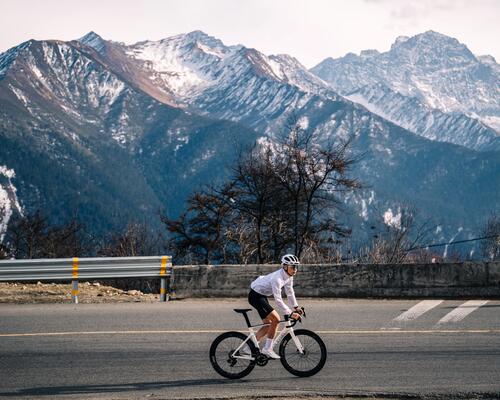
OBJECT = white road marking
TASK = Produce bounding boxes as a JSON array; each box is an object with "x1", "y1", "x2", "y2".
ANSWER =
[
  {"x1": 435, "y1": 300, "x2": 489, "y2": 325},
  {"x1": 392, "y1": 300, "x2": 444, "y2": 322}
]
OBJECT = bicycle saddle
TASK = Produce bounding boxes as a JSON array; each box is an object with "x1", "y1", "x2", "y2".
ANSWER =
[{"x1": 233, "y1": 308, "x2": 252, "y2": 313}]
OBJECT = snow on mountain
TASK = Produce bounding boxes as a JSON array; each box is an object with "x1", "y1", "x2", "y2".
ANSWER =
[
  {"x1": 0, "y1": 35, "x2": 260, "y2": 233},
  {"x1": 311, "y1": 30, "x2": 500, "y2": 140},
  {"x1": 2, "y1": 40, "x2": 150, "y2": 147},
  {"x1": 102, "y1": 31, "x2": 499, "y2": 245},
  {"x1": 268, "y1": 54, "x2": 330, "y2": 94},
  {"x1": 0, "y1": 40, "x2": 33, "y2": 79},
  {"x1": 1, "y1": 30, "x2": 498, "y2": 249},
  {"x1": 78, "y1": 31, "x2": 107, "y2": 54},
  {"x1": 105, "y1": 30, "x2": 336, "y2": 111},
  {"x1": 125, "y1": 31, "x2": 238, "y2": 97},
  {"x1": 121, "y1": 31, "x2": 345, "y2": 139},
  {"x1": 346, "y1": 82, "x2": 500, "y2": 151},
  {"x1": 0, "y1": 166, "x2": 22, "y2": 241}
]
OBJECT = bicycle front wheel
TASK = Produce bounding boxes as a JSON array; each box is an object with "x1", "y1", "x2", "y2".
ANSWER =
[
  {"x1": 278, "y1": 329, "x2": 327, "y2": 377},
  {"x1": 209, "y1": 331, "x2": 257, "y2": 379}
]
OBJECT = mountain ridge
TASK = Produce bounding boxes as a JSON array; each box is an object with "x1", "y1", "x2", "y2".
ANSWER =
[
  {"x1": 0, "y1": 30, "x2": 498, "y2": 255},
  {"x1": 311, "y1": 30, "x2": 500, "y2": 137}
]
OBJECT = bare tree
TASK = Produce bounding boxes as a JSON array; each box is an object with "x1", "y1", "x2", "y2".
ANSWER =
[
  {"x1": 5, "y1": 211, "x2": 46, "y2": 259},
  {"x1": 98, "y1": 222, "x2": 162, "y2": 257},
  {"x1": 228, "y1": 146, "x2": 293, "y2": 263},
  {"x1": 224, "y1": 216, "x2": 258, "y2": 264},
  {"x1": 4, "y1": 211, "x2": 93, "y2": 258},
  {"x1": 42, "y1": 218, "x2": 93, "y2": 258},
  {"x1": 273, "y1": 123, "x2": 360, "y2": 257},
  {"x1": 480, "y1": 213, "x2": 500, "y2": 261},
  {"x1": 164, "y1": 123, "x2": 360, "y2": 264},
  {"x1": 358, "y1": 205, "x2": 434, "y2": 264},
  {"x1": 0, "y1": 242, "x2": 9, "y2": 259},
  {"x1": 161, "y1": 187, "x2": 234, "y2": 264}
]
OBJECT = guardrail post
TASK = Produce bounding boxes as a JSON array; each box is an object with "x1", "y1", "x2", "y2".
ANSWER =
[
  {"x1": 160, "y1": 277, "x2": 167, "y2": 302},
  {"x1": 160, "y1": 256, "x2": 168, "y2": 302},
  {"x1": 168, "y1": 258, "x2": 175, "y2": 300},
  {"x1": 72, "y1": 257, "x2": 79, "y2": 304}
]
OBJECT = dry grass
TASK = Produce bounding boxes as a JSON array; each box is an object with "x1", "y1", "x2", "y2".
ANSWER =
[{"x1": 0, "y1": 281, "x2": 160, "y2": 304}]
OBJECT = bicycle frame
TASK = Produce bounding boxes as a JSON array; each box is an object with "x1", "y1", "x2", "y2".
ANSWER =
[{"x1": 231, "y1": 319, "x2": 305, "y2": 361}]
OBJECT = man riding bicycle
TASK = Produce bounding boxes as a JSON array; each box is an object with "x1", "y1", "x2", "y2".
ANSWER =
[{"x1": 247, "y1": 254, "x2": 304, "y2": 359}]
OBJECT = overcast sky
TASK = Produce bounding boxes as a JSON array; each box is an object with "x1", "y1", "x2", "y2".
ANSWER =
[{"x1": 1, "y1": 0, "x2": 498, "y2": 68}]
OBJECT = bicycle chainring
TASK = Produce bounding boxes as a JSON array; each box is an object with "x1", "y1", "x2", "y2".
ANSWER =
[{"x1": 255, "y1": 354, "x2": 269, "y2": 366}]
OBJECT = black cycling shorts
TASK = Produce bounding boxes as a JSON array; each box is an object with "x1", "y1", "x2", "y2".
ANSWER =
[{"x1": 248, "y1": 289, "x2": 274, "y2": 320}]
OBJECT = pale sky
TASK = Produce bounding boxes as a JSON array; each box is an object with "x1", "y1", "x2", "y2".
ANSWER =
[{"x1": 1, "y1": 0, "x2": 499, "y2": 68}]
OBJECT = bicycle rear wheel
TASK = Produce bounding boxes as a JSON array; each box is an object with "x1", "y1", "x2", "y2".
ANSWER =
[
  {"x1": 209, "y1": 331, "x2": 257, "y2": 379},
  {"x1": 278, "y1": 329, "x2": 327, "y2": 377}
]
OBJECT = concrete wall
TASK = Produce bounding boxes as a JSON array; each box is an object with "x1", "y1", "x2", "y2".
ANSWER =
[{"x1": 171, "y1": 262, "x2": 500, "y2": 298}]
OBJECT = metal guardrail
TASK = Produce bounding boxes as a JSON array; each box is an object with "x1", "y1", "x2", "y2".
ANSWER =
[{"x1": 0, "y1": 256, "x2": 173, "y2": 303}]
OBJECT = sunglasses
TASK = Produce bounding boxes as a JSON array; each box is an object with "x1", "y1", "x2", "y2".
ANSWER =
[{"x1": 286, "y1": 265, "x2": 299, "y2": 270}]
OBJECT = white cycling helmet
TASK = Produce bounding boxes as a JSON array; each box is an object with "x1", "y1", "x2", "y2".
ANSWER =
[{"x1": 281, "y1": 254, "x2": 300, "y2": 266}]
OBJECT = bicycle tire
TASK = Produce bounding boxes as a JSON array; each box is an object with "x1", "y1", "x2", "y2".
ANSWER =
[
  {"x1": 209, "y1": 331, "x2": 257, "y2": 379},
  {"x1": 278, "y1": 329, "x2": 327, "y2": 377}
]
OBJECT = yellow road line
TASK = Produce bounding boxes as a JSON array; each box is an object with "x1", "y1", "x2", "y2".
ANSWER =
[
  {"x1": 317, "y1": 329, "x2": 500, "y2": 334},
  {"x1": 0, "y1": 330, "x2": 224, "y2": 337},
  {"x1": 1, "y1": 329, "x2": 499, "y2": 337}
]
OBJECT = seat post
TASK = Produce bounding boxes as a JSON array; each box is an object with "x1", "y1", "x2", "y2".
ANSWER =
[
  {"x1": 234, "y1": 309, "x2": 253, "y2": 327},
  {"x1": 242, "y1": 311, "x2": 252, "y2": 328}
]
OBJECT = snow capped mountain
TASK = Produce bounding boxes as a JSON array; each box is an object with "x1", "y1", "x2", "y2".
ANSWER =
[
  {"x1": 2, "y1": 39, "x2": 145, "y2": 146},
  {"x1": 311, "y1": 30, "x2": 500, "y2": 145},
  {"x1": 85, "y1": 31, "x2": 335, "y2": 110},
  {"x1": 1, "y1": 30, "x2": 498, "y2": 251},
  {"x1": 81, "y1": 30, "x2": 499, "y2": 245},
  {"x1": 125, "y1": 31, "x2": 237, "y2": 97},
  {"x1": 0, "y1": 36, "x2": 258, "y2": 233},
  {"x1": 346, "y1": 82, "x2": 500, "y2": 151}
]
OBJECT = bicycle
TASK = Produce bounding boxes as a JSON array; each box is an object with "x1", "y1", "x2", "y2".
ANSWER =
[{"x1": 209, "y1": 307, "x2": 327, "y2": 379}]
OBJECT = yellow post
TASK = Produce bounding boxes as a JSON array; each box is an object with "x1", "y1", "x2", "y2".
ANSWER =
[
  {"x1": 160, "y1": 256, "x2": 168, "y2": 302},
  {"x1": 72, "y1": 257, "x2": 79, "y2": 304}
]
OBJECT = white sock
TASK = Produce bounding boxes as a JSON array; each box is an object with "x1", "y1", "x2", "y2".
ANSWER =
[{"x1": 264, "y1": 338, "x2": 274, "y2": 350}]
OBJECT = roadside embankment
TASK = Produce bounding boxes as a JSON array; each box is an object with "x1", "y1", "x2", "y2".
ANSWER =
[{"x1": 0, "y1": 281, "x2": 158, "y2": 303}]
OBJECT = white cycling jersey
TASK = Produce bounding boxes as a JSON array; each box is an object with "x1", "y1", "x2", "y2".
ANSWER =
[{"x1": 251, "y1": 268, "x2": 298, "y2": 315}]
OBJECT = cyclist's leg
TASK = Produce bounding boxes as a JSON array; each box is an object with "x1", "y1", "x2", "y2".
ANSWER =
[
  {"x1": 248, "y1": 289, "x2": 275, "y2": 346},
  {"x1": 261, "y1": 310, "x2": 281, "y2": 358},
  {"x1": 255, "y1": 325, "x2": 269, "y2": 342},
  {"x1": 255, "y1": 310, "x2": 280, "y2": 342},
  {"x1": 263, "y1": 310, "x2": 280, "y2": 339}
]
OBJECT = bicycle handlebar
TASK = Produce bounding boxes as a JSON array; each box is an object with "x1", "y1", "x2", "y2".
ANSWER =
[{"x1": 283, "y1": 306, "x2": 306, "y2": 327}]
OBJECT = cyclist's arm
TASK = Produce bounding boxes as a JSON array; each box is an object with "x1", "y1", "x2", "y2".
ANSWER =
[
  {"x1": 284, "y1": 278, "x2": 299, "y2": 309},
  {"x1": 271, "y1": 280, "x2": 292, "y2": 315}
]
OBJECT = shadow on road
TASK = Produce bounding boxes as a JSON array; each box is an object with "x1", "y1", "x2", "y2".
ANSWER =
[{"x1": 0, "y1": 376, "x2": 296, "y2": 397}]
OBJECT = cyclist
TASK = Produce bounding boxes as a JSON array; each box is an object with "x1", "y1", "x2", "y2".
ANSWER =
[{"x1": 247, "y1": 254, "x2": 303, "y2": 359}]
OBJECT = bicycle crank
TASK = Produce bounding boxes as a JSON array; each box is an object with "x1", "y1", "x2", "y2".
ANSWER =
[{"x1": 255, "y1": 354, "x2": 269, "y2": 366}]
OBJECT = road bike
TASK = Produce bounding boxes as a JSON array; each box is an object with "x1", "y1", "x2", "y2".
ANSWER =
[{"x1": 209, "y1": 307, "x2": 327, "y2": 379}]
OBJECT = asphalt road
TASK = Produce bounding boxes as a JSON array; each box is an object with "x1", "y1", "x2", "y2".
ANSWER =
[{"x1": 1, "y1": 299, "x2": 499, "y2": 399}]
